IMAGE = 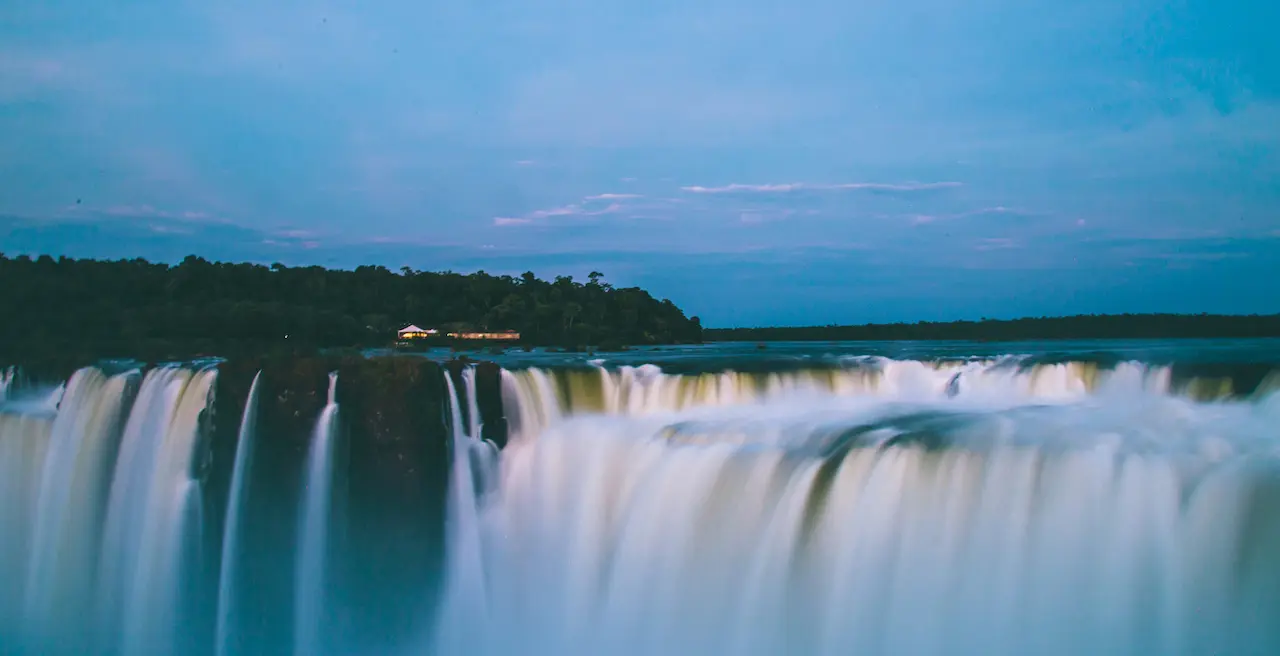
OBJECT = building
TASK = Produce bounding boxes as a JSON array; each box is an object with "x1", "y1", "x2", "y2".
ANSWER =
[
  {"x1": 397, "y1": 324, "x2": 438, "y2": 340},
  {"x1": 446, "y1": 329, "x2": 521, "y2": 341}
]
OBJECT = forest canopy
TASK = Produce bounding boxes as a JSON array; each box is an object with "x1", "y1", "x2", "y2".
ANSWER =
[
  {"x1": 706, "y1": 314, "x2": 1280, "y2": 343},
  {"x1": 0, "y1": 254, "x2": 703, "y2": 360}
]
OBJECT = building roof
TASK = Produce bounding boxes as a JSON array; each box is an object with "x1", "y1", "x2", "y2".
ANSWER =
[{"x1": 398, "y1": 324, "x2": 427, "y2": 334}]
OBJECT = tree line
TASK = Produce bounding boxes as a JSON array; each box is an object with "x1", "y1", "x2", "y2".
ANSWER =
[
  {"x1": 0, "y1": 254, "x2": 703, "y2": 362},
  {"x1": 706, "y1": 313, "x2": 1280, "y2": 343}
]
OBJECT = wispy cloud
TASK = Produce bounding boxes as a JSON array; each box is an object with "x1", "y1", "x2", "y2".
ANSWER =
[
  {"x1": 528, "y1": 205, "x2": 580, "y2": 219},
  {"x1": 974, "y1": 237, "x2": 1020, "y2": 251},
  {"x1": 739, "y1": 209, "x2": 797, "y2": 225},
  {"x1": 493, "y1": 199, "x2": 627, "y2": 227},
  {"x1": 909, "y1": 206, "x2": 1023, "y2": 225},
  {"x1": 585, "y1": 193, "x2": 642, "y2": 200},
  {"x1": 681, "y1": 181, "x2": 963, "y2": 194},
  {"x1": 514, "y1": 160, "x2": 538, "y2": 166},
  {"x1": 59, "y1": 203, "x2": 222, "y2": 223},
  {"x1": 273, "y1": 228, "x2": 317, "y2": 238},
  {"x1": 148, "y1": 223, "x2": 192, "y2": 235}
]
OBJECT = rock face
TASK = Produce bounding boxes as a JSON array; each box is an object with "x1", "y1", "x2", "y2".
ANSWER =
[
  {"x1": 475, "y1": 361, "x2": 509, "y2": 448},
  {"x1": 207, "y1": 356, "x2": 337, "y2": 652},
  {"x1": 336, "y1": 356, "x2": 452, "y2": 649}
]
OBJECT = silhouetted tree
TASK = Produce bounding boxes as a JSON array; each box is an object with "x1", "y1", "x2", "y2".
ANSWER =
[{"x1": 0, "y1": 255, "x2": 703, "y2": 362}]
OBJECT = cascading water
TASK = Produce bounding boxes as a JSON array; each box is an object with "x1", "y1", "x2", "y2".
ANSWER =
[
  {"x1": 0, "y1": 366, "x2": 15, "y2": 401},
  {"x1": 0, "y1": 389, "x2": 56, "y2": 642},
  {"x1": 434, "y1": 368, "x2": 501, "y2": 654},
  {"x1": 98, "y1": 367, "x2": 217, "y2": 655},
  {"x1": 294, "y1": 372, "x2": 341, "y2": 656},
  {"x1": 24, "y1": 369, "x2": 135, "y2": 646},
  {"x1": 1, "y1": 351, "x2": 1278, "y2": 655},
  {"x1": 215, "y1": 371, "x2": 261, "y2": 656},
  {"x1": 436, "y1": 358, "x2": 1280, "y2": 656},
  {"x1": 0, "y1": 366, "x2": 217, "y2": 654}
]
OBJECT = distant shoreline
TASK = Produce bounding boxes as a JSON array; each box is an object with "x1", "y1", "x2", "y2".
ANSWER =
[{"x1": 704, "y1": 313, "x2": 1280, "y2": 343}]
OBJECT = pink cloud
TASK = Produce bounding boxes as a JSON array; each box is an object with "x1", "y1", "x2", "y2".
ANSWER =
[{"x1": 528, "y1": 205, "x2": 579, "y2": 219}]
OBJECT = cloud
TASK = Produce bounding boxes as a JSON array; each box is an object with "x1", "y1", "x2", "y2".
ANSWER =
[
  {"x1": 585, "y1": 193, "x2": 642, "y2": 200},
  {"x1": 514, "y1": 160, "x2": 538, "y2": 166},
  {"x1": 680, "y1": 181, "x2": 963, "y2": 194},
  {"x1": 57, "y1": 203, "x2": 224, "y2": 223},
  {"x1": 738, "y1": 209, "x2": 796, "y2": 225},
  {"x1": 273, "y1": 228, "x2": 317, "y2": 238},
  {"x1": 973, "y1": 237, "x2": 1020, "y2": 251},
  {"x1": 148, "y1": 223, "x2": 192, "y2": 235},
  {"x1": 593, "y1": 203, "x2": 623, "y2": 214},
  {"x1": 493, "y1": 199, "x2": 627, "y2": 226},
  {"x1": 909, "y1": 206, "x2": 1026, "y2": 226},
  {"x1": 528, "y1": 205, "x2": 579, "y2": 219}
]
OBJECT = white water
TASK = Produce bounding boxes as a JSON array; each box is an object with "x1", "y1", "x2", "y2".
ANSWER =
[
  {"x1": 0, "y1": 407, "x2": 54, "y2": 636},
  {"x1": 0, "y1": 366, "x2": 217, "y2": 653},
  {"x1": 0, "y1": 366, "x2": 15, "y2": 401},
  {"x1": 2, "y1": 356, "x2": 1278, "y2": 655},
  {"x1": 22, "y1": 369, "x2": 134, "y2": 638},
  {"x1": 435, "y1": 360, "x2": 1280, "y2": 656},
  {"x1": 434, "y1": 369, "x2": 501, "y2": 654},
  {"x1": 215, "y1": 371, "x2": 262, "y2": 656},
  {"x1": 101, "y1": 367, "x2": 218, "y2": 655},
  {"x1": 294, "y1": 372, "x2": 341, "y2": 656},
  {"x1": 497, "y1": 359, "x2": 1193, "y2": 442}
]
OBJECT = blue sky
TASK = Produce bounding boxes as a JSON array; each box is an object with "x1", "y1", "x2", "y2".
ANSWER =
[{"x1": 1, "y1": 1, "x2": 1277, "y2": 326}]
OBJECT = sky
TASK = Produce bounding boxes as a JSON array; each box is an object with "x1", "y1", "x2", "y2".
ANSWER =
[{"x1": 1, "y1": 1, "x2": 1277, "y2": 327}]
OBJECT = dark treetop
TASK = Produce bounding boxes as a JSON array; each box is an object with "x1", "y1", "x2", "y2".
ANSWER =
[
  {"x1": 706, "y1": 314, "x2": 1280, "y2": 343},
  {"x1": 0, "y1": 254, "x2": 702, "y2": 362}
]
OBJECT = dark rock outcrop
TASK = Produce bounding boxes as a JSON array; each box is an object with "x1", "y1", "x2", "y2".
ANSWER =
[{"x1": 335, "y1": 356, "x2": 452, "y2": 651}]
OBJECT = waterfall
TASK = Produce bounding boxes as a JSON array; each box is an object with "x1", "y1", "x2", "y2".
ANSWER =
[
  {"x1": 1, "y1": 352, "x2": 1277, "y2": 655},
  {"x1": 101, "y1": 367, "x2": 217, "y2": 655},
  {"x1": 434, "y1": 359, "x2": 1280, "y2": 656},
  {"x1": 0, "y1": 366, "x2": 219, "y2": 653},
  {"x1": 294, "y1": 372, "x2": 341, "y2": 656},
  {"x1": 0, "y1": 409, "x2": 53, "y2": 639},
  {"x1": 433, "y1": 368, "x2": 500, "y2": 653},
  {"x1": 497, "y1": 359, "x2": 1195, "y2": 428},
  {"x1": 0, "y1": 366, "x2": 15, "y2": 401},
  {"x1": 215, "y1": 371, "x2": 262, "y2": 656},
  {"x1": 22, "y1": 368, "x2": 134, "y2": 647}
]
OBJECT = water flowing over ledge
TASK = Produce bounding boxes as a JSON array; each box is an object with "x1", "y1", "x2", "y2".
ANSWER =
[{"x1": 1, "y1": 349, "x2": 1278, "y2": 655}]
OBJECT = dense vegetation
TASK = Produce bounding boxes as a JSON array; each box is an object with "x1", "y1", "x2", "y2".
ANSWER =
[
  {"x1": 707, "y1": 314, "x2": 1280, "y2": 343},
  {"x1": 0, "y1": 254, "x2": 702, "y2": 361}
]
